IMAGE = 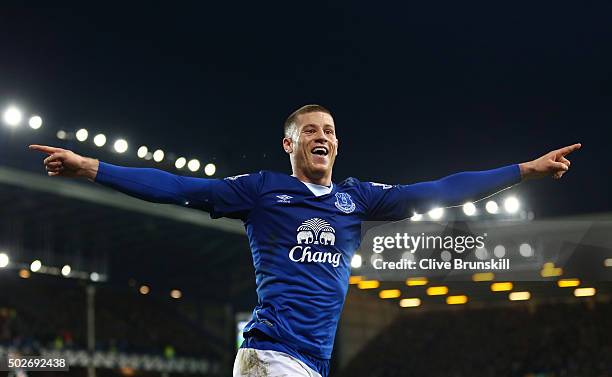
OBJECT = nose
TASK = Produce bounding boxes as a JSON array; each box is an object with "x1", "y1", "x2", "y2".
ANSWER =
[{"x1": 314, "y1": 129, "x2": 328, "y2": 143}]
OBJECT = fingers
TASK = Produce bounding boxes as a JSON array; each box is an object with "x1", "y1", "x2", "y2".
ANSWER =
[
  {"x1": 559, "y1": 157, "x2": 572, "y2": 168},
  {"x1": 551, "y1": 161, "x2": 569, "y2": 172},
  {"x1": 45, "y1": 160, "x2": 64, "y2": 173},
  {"x1": 559, "y1": 156, "x2": 570, "y2": 167},
  {"x1": 45, "y1": 158, "x2": 64, "y2": 175},
  {"x1": 43, "y1": 153, "x2": 64, "y2": 165},
  {"x1": 29, "y1": 145, "x2": 63, "y2": 155},
  {"x1": 557, "y1": 143, "x2": 581, "y2": 157},
  {"x1": 551, "y1": 159, "x2": 571, "y2": 179}
]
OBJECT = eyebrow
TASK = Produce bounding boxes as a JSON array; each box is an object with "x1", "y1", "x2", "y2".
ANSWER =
[{"x1": 303, "y1": 123, "x2": 335, "y2": 128}]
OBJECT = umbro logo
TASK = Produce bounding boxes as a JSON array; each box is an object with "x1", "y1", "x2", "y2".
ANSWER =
[{"x1": 276, "y1": 194, "x2": 293, "y2": 203}]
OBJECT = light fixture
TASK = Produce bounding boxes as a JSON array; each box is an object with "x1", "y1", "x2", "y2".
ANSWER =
[
  {"x1": 3, "y1": 106, "x2": 23, "y2": 127},
  {"x1": 28, "y1": 115, "x2": 43, "y2": 129},
  {"x1": 93, "y1": 133, "x2": 107, "y2": 147},
  {"x1": 76, "y1": 128, "x2": 89, "y2": 142}
]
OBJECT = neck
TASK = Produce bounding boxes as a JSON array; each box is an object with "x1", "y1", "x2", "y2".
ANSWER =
[{"x1": 292, "y1": 170, "x2": 332, "y2": 187}]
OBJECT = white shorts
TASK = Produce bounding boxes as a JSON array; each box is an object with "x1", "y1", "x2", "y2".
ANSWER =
[{"x1": 233, "y1": 348, "x2": 322, "y2": 377}]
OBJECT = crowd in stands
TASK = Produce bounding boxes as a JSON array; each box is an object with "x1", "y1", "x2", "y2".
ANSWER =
[
  {"x1": 0, "y1": 275, "x2": 224, "y2": 360},
  {"x1": 338, "y1": 300, "x2": 611, "y2": 377},
  {"x1": 3, "y1": 273, "x2": 610, "y2": 377}
]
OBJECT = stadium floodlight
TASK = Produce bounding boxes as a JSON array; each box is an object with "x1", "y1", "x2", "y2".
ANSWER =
[
  {"x1": 509, "y1": 291, "x2": 531, "y2": 301},
  {"x1": 19, "y1": 269, "x2": 30, "y2": 279},
  {"x1": 137, "y1": 146, "x2": 148, "y2": 159},
  {"x1": 56, "y1": 130, "x2": 67, "y2": 140},
  {"x1": 440, "y1": 250, "x2": 452, "y2": 262},
  {"x1": 504, "y1": 196, "x2": 520, "y2": 213},
  {"x1": 399, "y1": 298, "x2": 421, "y2": 308},
  {"x1": 491, "y1": 282, "x2": 513, "y2": 292},
  {"x1": 187, "y1": 159, "x2": 200, "y2": 172},
  {"x1": 426, "y1": 286, "x2": 448, "y2": 296},
  {"x1": 475, "y1": 247, "x2": 488, "y2": 260},
  {"x1": 410, "y1": 213, "x2": 422, "y2": 222},
  {"x1": 61, "y1": 265, "x2": 71, "y2": 276},
  {"x1": 350, "y1": 254, "x2": 362, "y2": 268},
  {"x1": 28, "y1": 115, "x2": 43, "y2": 129},
  {"x1": 348, "y1": 276, "x2": 362, "y2": 285},
  {"x1": 76, "y1": 128, "x2": 89, "y2": 142},
  {"x1": 175, "y1": 157, "x2": 186, "y2": 169},
  {"x1": 0, "y1": 252, "x2": 9, "y2": 268},
  {"x1": 574, "y1": 287, "x2": 596, "y2": 297},
  {"x1": 114, "y1": 139, "x2": 128, "y2": 153},
  {"x1": 540, "y1": 262, "x2": 563, "y2": 277},
  {"x1": 30, "y1": 259, "x2": 42, "y2": 272},
  {"x1": 557, "y1": 278, "x2": 580, "y2": 288},
  {"x1": 428, "y1": 207, "x2": 444, "y2": 220},
  {"x1": 493, "y1": 245, "x2": 506, "y2": 258},
  {"x1": 519, "y1": 243, "x2": 533, "y2": 257},
  {"x1": 3, "y1": 106, "x2": 23, "y2": 127},
  {"x1": 153, "y1": 149, "x2": 164, "y2": 162},
  {"x1": 485, "y1": 200, "x2": 499, "y2": 214},
  {"x1": 93, "y1": 133, "x2": 107, "y2": 147},
  {"x1": 170, "y1": 289, "x2": 182, "y2": 299},
  {"x1": 446, "y1": 295, "x2": 468, "y2": 305},
  {"x1": 357, "y1": 280, "x2": 379, "y2": 289},
  {"x1": 472, "y1": 272, "x2": 495, "y2": 282},
  {"x1": 605, "y1": 258, "x2": 612, "y2": 267},
  {"x1": 401, "y1": 251, "x2": 415, "y2": 262},
  {"x1": 462, "y1": 202, "x2": 476, "y2": 216},
  {"x1": 90, "y1": 272, "x2": 100, "y2": 282},
  {"x1": 139, "y1": 285, "x2": 150, "y2": 295},
  {"x1": 204, "y1": 163, "x2": 216, "y2": 176},
  {"x1": 406, "y1": 277, "x2": 428, "y2": 286},
  {"x1": 379, "y1": 289, "x2": 401, "y2": 299}
]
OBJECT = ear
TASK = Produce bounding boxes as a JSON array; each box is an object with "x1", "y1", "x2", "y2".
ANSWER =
[{"x1": 282, "y1": 137, "x2": 293, "y2": 154}]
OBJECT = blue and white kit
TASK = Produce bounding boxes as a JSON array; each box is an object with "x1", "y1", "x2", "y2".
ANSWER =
[{"x1": 95, "y1": 162, "x2": 521, "y2": 376}]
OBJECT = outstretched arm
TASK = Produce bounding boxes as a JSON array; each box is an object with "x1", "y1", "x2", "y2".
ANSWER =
[
  {"x1": 367, "y1": 143, "x2": 581, "y2": 220},
  {"x1": 29, "y1": 144, "x2": 213, "y2": 206}
]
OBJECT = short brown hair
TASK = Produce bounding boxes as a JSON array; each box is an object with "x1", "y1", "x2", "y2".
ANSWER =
[{"x1": 284, "y1": 104, "x2": 332, "y2": 138}]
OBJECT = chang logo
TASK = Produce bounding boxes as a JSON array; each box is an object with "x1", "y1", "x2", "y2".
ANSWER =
[
  {"x1": 296, "y1": 218, "x2": 335, "y2": 245},
  {"x1": 290, "y1": 218, "x2": 341, "y2": 267}
]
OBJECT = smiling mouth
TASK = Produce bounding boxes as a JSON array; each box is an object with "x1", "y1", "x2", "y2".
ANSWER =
[{"x1": 311, "y1": 146, "x2": 329, "y2": 156}]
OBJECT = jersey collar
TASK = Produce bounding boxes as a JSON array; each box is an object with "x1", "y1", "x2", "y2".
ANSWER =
[{"x1": 290, "y1": 175, "x2": 338, "y2": 198}]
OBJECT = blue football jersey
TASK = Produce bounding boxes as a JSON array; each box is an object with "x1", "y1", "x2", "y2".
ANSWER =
[
  {"x1": 207, "y1": 171, "x2": 372, "y2": 358},
  {"x1": 203, "y1": 166, "x2": 520, "y2": 359},
  {"x1": 94, "y1": 162, "x2": 520, "y2": 361}
]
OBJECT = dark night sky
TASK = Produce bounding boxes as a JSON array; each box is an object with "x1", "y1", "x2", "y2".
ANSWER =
[{"x1": 1, "y1": 2, "x2": 611, "y2": 217}]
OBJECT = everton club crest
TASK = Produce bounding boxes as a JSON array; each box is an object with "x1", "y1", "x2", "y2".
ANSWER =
[{"x1": 334, "y1": 192, "x2": 356, "y2": 214}]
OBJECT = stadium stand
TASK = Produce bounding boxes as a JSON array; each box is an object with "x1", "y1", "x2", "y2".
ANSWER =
[{"x1": 338, "y1": 299, "x2": 611, "y2": 377}]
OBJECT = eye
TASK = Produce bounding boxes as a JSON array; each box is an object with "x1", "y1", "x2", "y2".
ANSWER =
[{"x1": 325, "y1": 129, "x2": 334, "y2": 135}]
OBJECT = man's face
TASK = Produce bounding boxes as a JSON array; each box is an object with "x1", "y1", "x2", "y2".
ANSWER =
[{"x1": 284, "y1": 111, "x2": 338, "y2": 181}]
